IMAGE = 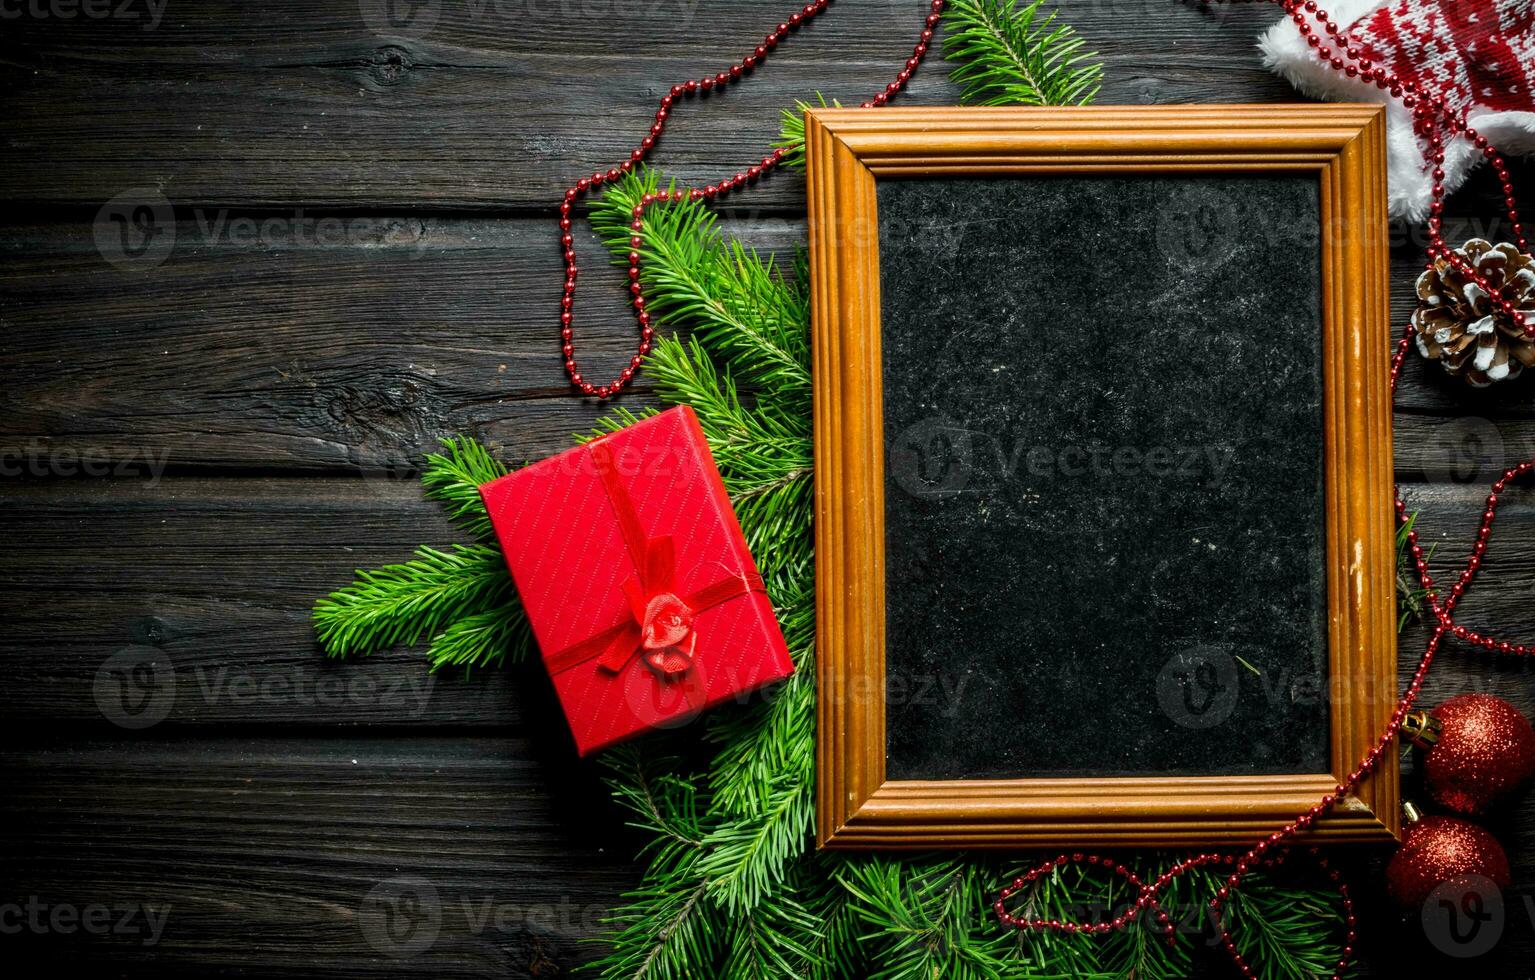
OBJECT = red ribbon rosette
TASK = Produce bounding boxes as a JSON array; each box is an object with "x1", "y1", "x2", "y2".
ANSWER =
[{"x1": 542, "y1": 439, "x2": 765, "y2": 685}]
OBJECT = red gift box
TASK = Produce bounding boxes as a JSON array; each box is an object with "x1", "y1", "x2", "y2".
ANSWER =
[{"x1": 479, "y1": 406, "x2": 795, "y2": 755}]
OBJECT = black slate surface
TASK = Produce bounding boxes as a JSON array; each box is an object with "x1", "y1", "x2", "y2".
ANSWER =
[{"x1": 879, "y1": 174, "x2": 1331, "y2": 780}]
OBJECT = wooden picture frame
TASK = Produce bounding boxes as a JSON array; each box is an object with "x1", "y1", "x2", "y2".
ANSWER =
[{"x1": 807, "y1": 105, "x2": 1397, "y2": 849}]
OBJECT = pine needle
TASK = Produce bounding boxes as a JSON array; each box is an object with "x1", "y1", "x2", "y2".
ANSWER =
[
  {"x1": 942, "y1": 0, "x2": 1102, "y2": 107},
  {"x1": 838, "y1": 859, "x2": 1015, "y2": 980},
  {"x1": 316, "y1": 57, "x2": 1351, "y2": 978},
  {"x1": 1222, "y1": 872, "x2": 1351, "y2": 980},
  {"x1": 313, "y1": 544, "x2": 511, "y2": 660},
  {"x1": 426, "y1": 603, "x2": 532, "y2": 672},
  {"x1": 1396, "y1": 510, "x2": 1435, "y2": 631},
  {"x1": 591, "y1": 167, "x2": 813, "y2": 404},
  {"x1": 421, "y1": 435, "x2": 512, "y2": 542},
  {"x1": 590, "y1": 747, "x2": 724, "y2": 979},
  {"x1": 774, "y1": 93, "x2": 840, "y2": 171}
]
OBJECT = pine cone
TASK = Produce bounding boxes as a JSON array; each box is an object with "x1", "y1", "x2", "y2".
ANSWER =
[{"x1": 1413, "y1": 239, "x2": 1535, "y2": 386}]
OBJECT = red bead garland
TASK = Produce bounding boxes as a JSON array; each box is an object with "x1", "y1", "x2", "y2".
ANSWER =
[
  {"x1": 558, "y1": 0, "x2": 945, "y2": 399},
  {"x1": 993, "y1": 2, "x2": 1533, "y2": 977},
  {"x1": 556, "y1": 0, "x2": 1534, "y2": 970}
]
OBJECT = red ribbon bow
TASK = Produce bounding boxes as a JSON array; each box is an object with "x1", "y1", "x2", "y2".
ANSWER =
[
  {"x1": 597, "y1": 535, "x2": 698, "y2": 677},
  {"x1": 541, "y1": 438, "x2": 765, "y2": 683}
]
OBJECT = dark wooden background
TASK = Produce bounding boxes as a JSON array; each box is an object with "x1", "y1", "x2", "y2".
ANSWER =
[{"x1": 3, "y1": 1, "x2": 1534, "y2": 976}]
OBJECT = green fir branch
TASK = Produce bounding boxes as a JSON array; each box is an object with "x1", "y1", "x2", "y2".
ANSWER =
[
  {"x1": 717, "y1": 881, "x2": 828, "y2": 980},
  {"x1": 803, "y1": 861, "x2": 868, "y2": 980},
  {"x1": 774, "y1": 93, "x2": 840, "y2": 171},
  {"x1": 591, "y1": 747, "x2": 724, "y2": 980},
  {"x1": 1004, "y1": 859, "x2": 1194, "y2": 979},
  {"x1": 591, "y1": 167, "x2": 813, "y2": 403},
  {"x1": 839, "y1": 859, "x2": 1015, "y2": 980},
  {"x1": 1396, "y1": 510, "x2": 1435, "y2": 631},
  {"x1": 316, "y1": 61, "x2": 1353, "y2": 976},
  {"x1": 421, "y1": 435, "x2": 512, "y2": 542},
  {"x1": 1103, "y1": 863, "x2": 1198, "y2": 979},
  {"x1": 1222, "y1": 872, "x2": 1351, "y2": 980},
  {"x1": 426, "y1": 603, "x2": 532, "y2": 672},
  {"x1": 602, "y1": 745, "x2": 709, "y2": 859},
  {"x1": 696, "y1": 769, "x2": 815, "y2": 915},
  {"x1": 596, "y1": 876, "x2": 722, "y2": 980},
  {"x1": 943, "y1": 0, "x2": 1102, "y2": 107},
  {"x1": 313, "y1": 544, "x2": 510, "y2": 659}
]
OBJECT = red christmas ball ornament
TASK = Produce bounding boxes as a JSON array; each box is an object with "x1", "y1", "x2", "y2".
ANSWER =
[
  {"x1": 1385, "y1": 807, "x2": 1512, "y2": 910},
  {"x1": 1404, "y1": 693, "x2": 1535, "y2": 815}
]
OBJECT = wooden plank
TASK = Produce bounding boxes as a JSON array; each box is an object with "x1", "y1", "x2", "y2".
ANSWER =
[
  {"x1": 2, "y1": 476, "x2": 1533, "y2": 729},
  {"x1": 0, "y1": 735, "x2": 637, "y2": 978},
  {"x1": 7, "y1": 203, "x2": 1535, "y2": 475},
  {"x1": 0, "y1": 215, "x2": 800, "y2": 470},
  {"x1": 0, "y1": 476, "x2": 533, "y2": 728},
  {"x1": 0, "y1": 0, "x2": 1293, "y2": 209},
  {"x1": 4, "y1": 636, "x2": 1535, "y2": 978}
]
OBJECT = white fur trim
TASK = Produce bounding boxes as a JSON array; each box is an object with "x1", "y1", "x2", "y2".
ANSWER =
[
  {"x1": 1468, "y1": 109, "x2": 1535, "y2": 155},
  {"x1": 1258, "y1": 1, "x2": 1534, "y2": 223}
]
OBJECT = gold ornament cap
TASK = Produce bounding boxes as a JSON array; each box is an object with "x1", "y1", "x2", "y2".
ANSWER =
[{"x1": 1401, "y1": 709, "x2": 1443, "y2": 749}]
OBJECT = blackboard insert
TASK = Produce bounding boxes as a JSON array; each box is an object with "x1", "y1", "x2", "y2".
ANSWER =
[{"x1": 807, "y1": 106, "x2": 1397, "y2": 850}]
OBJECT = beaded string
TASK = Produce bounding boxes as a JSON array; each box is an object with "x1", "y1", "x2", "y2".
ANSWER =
[
  {"x1": 996, "y1": 3, "x2": 1532, "y2": 977},
  {"x1": 557, "y1": 0, "x2": 946, "y2": 400},
  {"x1": 550, "y1": 0, "x2": 1532, "y2": 971}
]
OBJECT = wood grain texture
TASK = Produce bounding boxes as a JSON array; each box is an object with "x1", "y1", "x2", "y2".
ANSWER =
[
  {"x1": 0, "y1": 476, "x2": 545, "y2": 728},
  {"x1": 2, "y1": 0, "x2": 1535, "y2": 973},
  {"x1": 5, "y1": 484, "x2": 1535, "y2": 978},
  {"x1": 0, "y1": 736, "x2": 636, "y2": 978},
  {"x1": 0, "y1": 0, "x2": 1289, "y2": 209},
  {"x1": 5, "y1": 210, "x2": 1532, "y2": 473},
  {"x1": 809, "y1": 104, "x2": 1398, "y2": 848},
  {"x1": 0, "y1": 216, "x2": 787, "y2": 469}
]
